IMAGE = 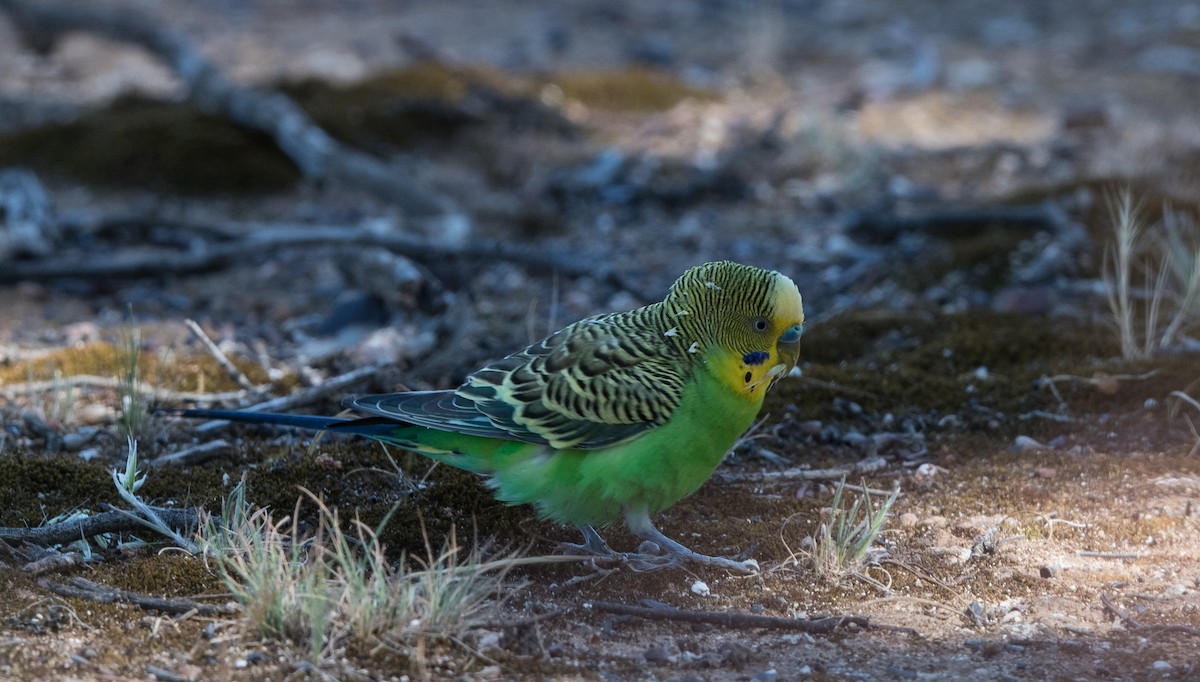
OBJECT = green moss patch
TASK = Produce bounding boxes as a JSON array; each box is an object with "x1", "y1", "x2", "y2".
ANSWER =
[
  {"x1": 541, "y1": 67, "x2": 715, "y2": 112},
  {"x1": 0, "y1": 341, "x2": 272, "y2": 394}
]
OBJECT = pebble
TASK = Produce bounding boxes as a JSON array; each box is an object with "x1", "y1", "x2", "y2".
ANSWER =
[
  {"x1": 691, "y1": 580, "x2": 710, "y2": 597},
  {"x1": 644, "y1": 646, "x2": 674, "y2": 665},
  {"x1": 1013, "y1": 435, "x2": 1045, "y2": 451},
  {"x1": 77, "y1": 447, "x2": 101, "y2": 462},
  {"x1": 1034, "y1": 467, "x2": 1057, "y2": 479},
  {"x1": 1151, "y1": 660, "x2": 1173, "y2": 671},
  {"x1": 899, "y1": 512, "x2": 919, "y2": 528},
  {"x1": 76, "y1": 403, "x2": 116, "y2": 425},
  {"x1": 1039, "y1": 565, "x2": 1056, "y2": 579},
  {"x1": 751, "y1": 670, "x2": 777, "y2": 682},
  {"x1": 62, "y1": 427, "x2": 100, "y2": 450}
]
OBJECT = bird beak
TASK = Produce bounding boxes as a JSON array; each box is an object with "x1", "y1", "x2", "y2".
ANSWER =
[{"x1": 775, "y1": 323, "x2": 804, "y2": 375}]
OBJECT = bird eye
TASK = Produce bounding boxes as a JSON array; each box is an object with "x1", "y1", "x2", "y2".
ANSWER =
[{"x1": 752, "y1": 317, "x2": 769, "y2": 332}]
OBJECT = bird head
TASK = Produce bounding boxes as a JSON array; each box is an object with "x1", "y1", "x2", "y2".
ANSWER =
[{"x1": 668, "y1": 261, "x2": 805, "y2": 400}]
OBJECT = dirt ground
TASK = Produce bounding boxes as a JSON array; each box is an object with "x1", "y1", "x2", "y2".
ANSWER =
[{"x1": 1, "y1": 1, "x2": 1200, "y2": 680}]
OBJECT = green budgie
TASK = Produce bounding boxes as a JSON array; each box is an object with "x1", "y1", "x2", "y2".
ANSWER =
[{"x1": 178, "y1": 261, "x2": 804, "y2": 573}]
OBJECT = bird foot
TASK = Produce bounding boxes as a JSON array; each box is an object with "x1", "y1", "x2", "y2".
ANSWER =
[{"x1": 562, "y1": 525, "x2": 759, "y2": 574}]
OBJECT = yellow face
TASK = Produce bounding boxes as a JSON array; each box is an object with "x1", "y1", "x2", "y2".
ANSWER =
[{"x1": 709, "y1": 271, "x2": 805, "y2": 401}]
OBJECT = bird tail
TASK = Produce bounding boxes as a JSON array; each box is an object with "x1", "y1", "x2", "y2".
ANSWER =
[
  {"x1": 166, "y1": 408, "x2": 351, "y2": 431},
  {"x1": 166, "y1": 408, "x2": 424, "y2": 441},
  {"x1": 166, "y1": 408, "x2": 499, "y2": 475}
]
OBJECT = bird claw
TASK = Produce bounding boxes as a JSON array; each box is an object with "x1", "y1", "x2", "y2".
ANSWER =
[{"x1": 562, "y1": 525, "x2": 759, "y2": 574}]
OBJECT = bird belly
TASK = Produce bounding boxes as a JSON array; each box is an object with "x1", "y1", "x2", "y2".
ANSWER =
[{"x1": 487, "y1": 370, "x2": 762, "y2": 527}]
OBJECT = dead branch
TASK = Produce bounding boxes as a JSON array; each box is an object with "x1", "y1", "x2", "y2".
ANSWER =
[
  {"x1": 0, "y1": 0, "x2": 452, "y2": 215},
  {"x1": 150, "y1": 439, "x2": 233, "y2": 468},
  {"x1": 22, "y1": 551, "x2": 84, "y2": 576},
  {"x1": 0, "y1": 222, "x2": 598, "y2": 284},
  {"x1": 39, "y1": 576, "x2": 237, "y2": 617},
  {"x1": 0, "y1": 507, "x2": 201, "y2": 547},
  {"x1": 590, "y1": 600, "x2": 916, "y2": 636},
  {"x1": 719, "y1": 456, "x2": 889, "y2": 483}
]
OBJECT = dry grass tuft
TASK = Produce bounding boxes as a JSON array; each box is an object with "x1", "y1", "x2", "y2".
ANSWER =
[{"x1": 1104, "y1": 189, "x2": 1200, "y2": 360}]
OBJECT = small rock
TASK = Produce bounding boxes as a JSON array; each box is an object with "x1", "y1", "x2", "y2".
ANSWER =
[
  {"x1": 899, "y1": 512, "x2": 918, "y2": 528},
  {"x1": 691, "y1": 580, "x2": 710, "y2": 597},
  {"x1": 474, "y1": 630, "x2": 501, "y2": 653},
  {"x1": 75, "y1": 403, "x2": 116, "y2": 425},
  {"x1": 77, "y1": 447, "x2": 101, "y2": 462},
  {"x1": 796, "y1": 420, "x2": 822, "y2": 436},
  {"x1": 475, "y1": 665, "x2": 503, "y2": 681},
  {"x1": 751, "y1": 670, "x2": 778, "y2": 682},
  {"x1": 1034, "y1": 467, "x2": 1057, "y2": 479},
  {"x1": 718, "y1": 641, "x2": 752, "y2": 666},
  {"x1": 1151, "y1": 660, "x2": 1173, "y2": 671},
  {"x1": 1039, "y1": 565, "x2": 1056, "y2": 579},
  {"x1": 314, "y1": 291, "x2": 388, "y2": 336},
  {"x1": 1013, "y1": 435, "x2": 1045, "y2": 451},
  {"x1": 644, "y1": 646, "x2": 674, "y2": 665},
  {"x1": 354, "y1": 325, "x2": 436, "y2": 365},
  {"x1": 245, "y1": 651, "x2": 267, "y2": 665},
  {"x1": 914, "y1": 462, "x2": 942, "y2": 484},
  {"x1": 62, "y1": 427, "x2": 100, "y2": 450}
]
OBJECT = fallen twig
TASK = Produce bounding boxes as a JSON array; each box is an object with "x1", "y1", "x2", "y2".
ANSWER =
[
  {"x1": 719, "y1": 456, "x2": 889, "y2": 483},
  {"x1": 1076, "y1": 550, "x2": 1143, "y2": 559},
  {"x1": 1100, "y1": 593, "x2": 1200, "y2": 637},
  {"x1": 150, "y1": 439, "x2": 233, "y2": 467},
  {"x1": 184, "y1": 319, "x2": 257, "y2": 392},
  {"x1": 589, "y1": 600, "x2": 915, "y2": 635},
  {"x1": 0, "y1": 374, "x2": 258, "y2": 404},
  {"x1": 1017, "y1": 410, "x2": 1076, "y2": 423},
  {"x1": 39, "y1": 576, "x2": 237, "y2": 616},
  {"x1": 0, "y1": 223, "x2": 599, "y2": 284},
  {"x1": 0, "y1": 507, "x2": 201, "y2": 547},
  {"x1": 0, "y1": 0, "x2": 453, "y2": 215},
  {"x1": 840, "y1": 482, "x2": 904, "y2": 497},
  {"x1": 21, "y1": 551, "x2": 84, "y2": 576}
]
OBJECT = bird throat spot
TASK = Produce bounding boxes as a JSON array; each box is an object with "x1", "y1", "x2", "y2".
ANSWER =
[{"x1": 742, "y1": 351, "x2": 770, "y2": 366}]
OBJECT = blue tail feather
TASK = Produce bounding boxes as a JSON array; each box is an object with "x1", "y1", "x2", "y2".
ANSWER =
[{"x1": 171, "y1": 408, "x2": 351, "y2": 431}]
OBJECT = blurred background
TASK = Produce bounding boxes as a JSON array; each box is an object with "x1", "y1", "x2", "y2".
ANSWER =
[{"x1": 2, "y1": 0, "x2": 1198, "y2": 382}]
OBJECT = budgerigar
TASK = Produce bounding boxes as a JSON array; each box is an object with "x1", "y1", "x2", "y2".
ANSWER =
[{"x1": 177, "y1": 261, "x2": 804, "y2": 573}]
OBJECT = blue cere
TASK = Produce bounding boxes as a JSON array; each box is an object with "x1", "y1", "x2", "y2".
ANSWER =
[{"x1": 742, "y1": 351, "x2": 770, "y2": 366}]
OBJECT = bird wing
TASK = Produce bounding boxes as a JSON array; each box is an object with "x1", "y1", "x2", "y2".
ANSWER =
[{"x1": 350, "y1": 313, "x2": 687, "y2": 450}]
